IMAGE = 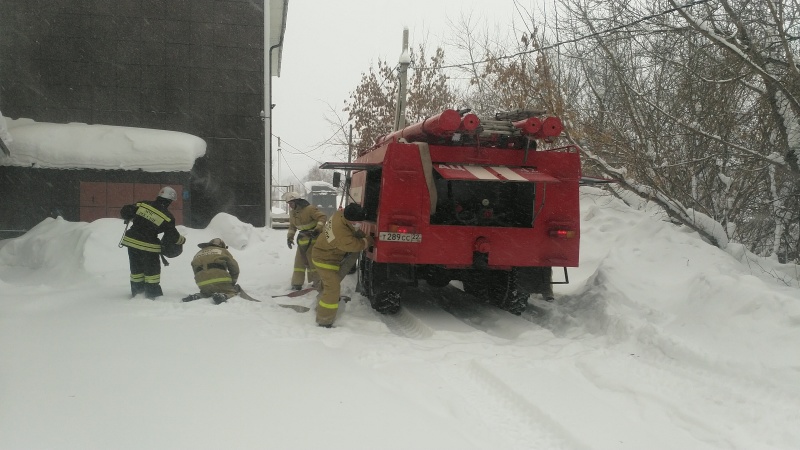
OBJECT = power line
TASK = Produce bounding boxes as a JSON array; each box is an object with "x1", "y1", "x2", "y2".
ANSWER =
[
  {"x1": 430, "y1": 0, "x2": 711, "y2": 70},
  {"x1": 272, "y1": 0, "x2": 711, "y2": 167},
  {"x1": 274, "y1": 0, "x2": 706, "y2": 164},
  {"x1": 277, "y1": 148, "x2": 305, "y2": 186},
  {"x1": 271, "y1": 63, "x2": 400, "y2": 164}
]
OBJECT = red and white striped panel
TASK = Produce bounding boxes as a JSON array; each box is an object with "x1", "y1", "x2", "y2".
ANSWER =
[{"x1": 433, "y1": 164, "x2": 559, "y2": 183}]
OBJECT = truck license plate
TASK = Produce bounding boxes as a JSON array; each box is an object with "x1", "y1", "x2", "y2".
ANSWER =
[{"x1": 379, "y1": 232, "x2": 422, "y2": 243}]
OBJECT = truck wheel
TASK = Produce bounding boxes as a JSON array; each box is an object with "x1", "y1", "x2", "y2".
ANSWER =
[
  {"x1": 464, "y1": 270, "x2": 529, "y2": 315},
  {"x1": 490, "y1": 270, "x2": 529, "y2": 315},
  {"x1": 361, "y1": 258, "x2": 401, "y2": 314},
  {"x1": 357, "y1": 252, "x2": 372, "y2": 297},
  {"x1": 372, "y1": 289, "x2": 401, "y2": 315},
  {"x1": 503, "y1": 288, "x2": 530, "y2": 315},
  {"x1": 356, "y1": 252, "x2": 367, "y2": 295}
]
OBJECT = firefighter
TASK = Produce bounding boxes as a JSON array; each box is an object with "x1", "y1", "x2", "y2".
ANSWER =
[
  {"x1": 311, "y1": 203, "x2": 374, "y2": 328},
  {"x1": 284, "y1": 191, "x2": 327, "y2": 290},
  {"x1": 182, "y1": 238, "x2": 240, "y2": 304},
  {"x1": 119, "y1": 186, "x2": 185, "y2": 299}
]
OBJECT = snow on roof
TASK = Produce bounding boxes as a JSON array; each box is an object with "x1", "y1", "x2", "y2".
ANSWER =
[
  {"x1": 303, "y1": 180, "x2": 335, "y2": 192},
  {"x1": 0, "y1": 117, "x2": 206, "y2": 172}
]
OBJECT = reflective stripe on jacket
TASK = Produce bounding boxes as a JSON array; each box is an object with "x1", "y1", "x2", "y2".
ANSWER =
[
  {"x1": 311, "y1": 210, "x2": 369, "y2": 270},
  {"x1": 191, "y1": 246, "x2": 240, "y2": 287},
  {"x1": 120, "y1": 199, "x2": 177, "y2": 253},
  {"x1": 287, "y1": 203, "x2": 327, "y2": 242}
]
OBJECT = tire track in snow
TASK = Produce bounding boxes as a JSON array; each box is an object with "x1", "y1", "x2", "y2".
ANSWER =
[
  {"x1": 372, "y1": 305, "x2": 435, "y2": 339},
  {"x1": 438, "y1": 360, "x2": 590, "y2": 450},
  {"x1": 420, "y1": 284, "x2": 541, "y2": 339},
  {"x1": 369, "y1": 285, "x2": 545, "y2": 341},
  {"x1": 577, "y1": 338, "x2": 800, "y2": 448}
]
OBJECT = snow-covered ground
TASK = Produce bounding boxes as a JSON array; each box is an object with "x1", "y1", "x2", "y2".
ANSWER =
[{"x1": 1, "y1": 187, "x2": 799, "y2": 450}]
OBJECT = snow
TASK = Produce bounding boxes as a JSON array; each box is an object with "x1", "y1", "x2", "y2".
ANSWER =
[
  {"x1": 0, "y1": 109, "x2": 12, "y2": 146},
  {"x1": 1, "y1": 187, "x2": 800, "y2": 449},
  {"x1": 0, "y1": 117, "x2": 206, "y2": 172},
  {"x1": 303, "y1": 180, "x2": 336, "y2": 190}
]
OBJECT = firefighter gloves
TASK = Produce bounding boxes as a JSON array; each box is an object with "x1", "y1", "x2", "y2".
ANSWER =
[{"x1": 287, "y1": 239, "x2": 293, "y2": 250}]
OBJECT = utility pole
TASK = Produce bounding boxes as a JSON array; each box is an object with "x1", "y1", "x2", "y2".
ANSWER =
[
  {"x1": 276, "y1": 136, "x2": 282, "y2": 210},
  {"x1": 263, "y1": 3, "x2": 273, "y2": 228},
  {"x1": 392, "y1": 27, "x2": 411, "y2": 132}
]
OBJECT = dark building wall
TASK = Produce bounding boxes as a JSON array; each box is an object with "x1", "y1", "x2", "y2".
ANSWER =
[
  {"x1": 0, "y1": 0, "x2": 267, "y2": 228},
  {"x1": 0, "y1": 167, "x2": 190, "y2": 238}
]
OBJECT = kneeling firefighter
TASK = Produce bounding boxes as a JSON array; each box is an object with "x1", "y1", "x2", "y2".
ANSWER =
[
  {"x1": 183, "y1": 238, "x2": 241, "y2": 305},
  {"x1": 311, "y1": 203, "x2": 374, "y2": 328}
]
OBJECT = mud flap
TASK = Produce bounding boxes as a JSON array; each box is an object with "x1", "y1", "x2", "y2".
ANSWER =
[{"x1": 514, "y1": 267, "x2": 553, "y2": 294}]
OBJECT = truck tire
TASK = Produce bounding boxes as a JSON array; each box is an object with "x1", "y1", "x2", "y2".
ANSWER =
[
  {"x1": 360, "y1": 257, "x2": 401, "y2": 314},
  {"x1": 463, "y1": 270, "x2": 529, "y2": 315},
  {"x1": 372, "y1": 289, "x2": 401, "y2": 315}
]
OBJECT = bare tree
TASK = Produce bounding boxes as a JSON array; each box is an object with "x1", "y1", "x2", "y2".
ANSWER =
[
  {"x1": 343, "y1": 45, "x2": 457, "y2": 156},
  {"x1": 539, "y1": 0, "x2": 800, "y2": 262},
  {"x1": 303, "y1": 165, "x2": 332, "y2": 184}
]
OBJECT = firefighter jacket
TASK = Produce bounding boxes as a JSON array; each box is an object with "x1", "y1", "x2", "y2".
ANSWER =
[
  {"x1": 311, "y1": 209, "x2": 372, "y2": 272},
  {"x1": 191, "y1": 245, "x2": 240, "y2": 289},
  {"x1": 120, "y1": 198, "x2": 184, "y2": 253},
  {"x1": 287, "y1": 199, "x2": 327, "y2": 246}
]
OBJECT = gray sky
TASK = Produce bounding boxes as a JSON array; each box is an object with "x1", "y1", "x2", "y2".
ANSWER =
[{"x1": 271, "y1": 0, "x2": 541, "y2": 186}]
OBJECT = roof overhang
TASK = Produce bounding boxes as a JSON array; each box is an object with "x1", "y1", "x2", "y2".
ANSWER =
[
  {"x1": 433, "y1": 164, "x2": 560, "y2": 183},
  {"x1": 268, "y1": 0, "x2": 289, "y2": 77},
  {"x1": 319, "y1": 162, "x2": 382, "y2": 171}
]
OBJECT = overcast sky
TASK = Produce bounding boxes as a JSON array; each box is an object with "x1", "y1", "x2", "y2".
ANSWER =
[{"x1": 271, "y1": 0, "x2": 543, "y2": 185}]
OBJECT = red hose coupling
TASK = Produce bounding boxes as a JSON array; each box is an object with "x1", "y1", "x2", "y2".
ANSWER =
[{"x1": 474, "y1": 237, "x2": 490, "y2": 253}]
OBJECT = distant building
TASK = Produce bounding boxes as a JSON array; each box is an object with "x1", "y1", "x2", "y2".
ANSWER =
[
  {"x1": 0, "y1": 0, "x2": 288, "y2": 232},
  {"x1": 0, "y1": 118, "x2": 204, "y2": 238}
]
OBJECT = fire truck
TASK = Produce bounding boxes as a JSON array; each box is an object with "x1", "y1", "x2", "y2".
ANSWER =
[
  {"x1": 321, "y1": 107, "x2": 581, "y2": 315},
  {"x1": 320, "y1": 31, "x2": 579, "y2": 315}
]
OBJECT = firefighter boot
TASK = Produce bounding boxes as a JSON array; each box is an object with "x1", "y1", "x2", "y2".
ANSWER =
[
  {"x1": 144, "y1": 283, "x2": 163, "y2": 300},
  {"x1": 130, "y1": 281, "x2": 145, "y2": 298}
]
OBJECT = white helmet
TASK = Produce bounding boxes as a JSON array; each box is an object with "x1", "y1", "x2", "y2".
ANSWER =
[
  {"x1": 158, "y1": 186, "x2": 177, "y2": 202},
  {"x1": 283, "y1": 191, "x2": 302, "y2": 202}
]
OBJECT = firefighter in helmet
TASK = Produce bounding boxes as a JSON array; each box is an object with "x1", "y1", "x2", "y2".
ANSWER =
[
  {"x1": 311, "y1": 203, "x2": 374, "y2": 328},
  {"x1": 119, "y1": 186, "x2": 185, "y2": 299},
  {"x1": 182, "y1": 238, "x2": 240, "y2": 305},
  {"x1": 284, "y1": 191, "x2": 327, "y2": 290}
]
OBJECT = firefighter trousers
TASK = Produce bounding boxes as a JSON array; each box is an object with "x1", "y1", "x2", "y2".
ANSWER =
[
  {"x1": 291, "y1": 242, "x2": 319, "y2": 286},
  {"x1": 314, "y1": 266, "x2": 341, "y2": 326},
  {"x1": 313, "y1": 252, "x2": 360, "y2": 326},
  {"x1": 127, "y1": 248, "x2": 162, "y2": 299}
]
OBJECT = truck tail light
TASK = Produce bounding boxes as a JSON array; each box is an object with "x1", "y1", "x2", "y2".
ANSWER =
[
  {"x1": 390, "y1": 224, "x2": 416, "y2": 234},
  {"x1": 549, "y1": 229, "x2": 577, "y2": 239}
]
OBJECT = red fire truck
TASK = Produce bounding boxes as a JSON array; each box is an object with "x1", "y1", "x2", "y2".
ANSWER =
[{"x1": 322, "y1": 107, "x2": 581, "y2": 315}]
